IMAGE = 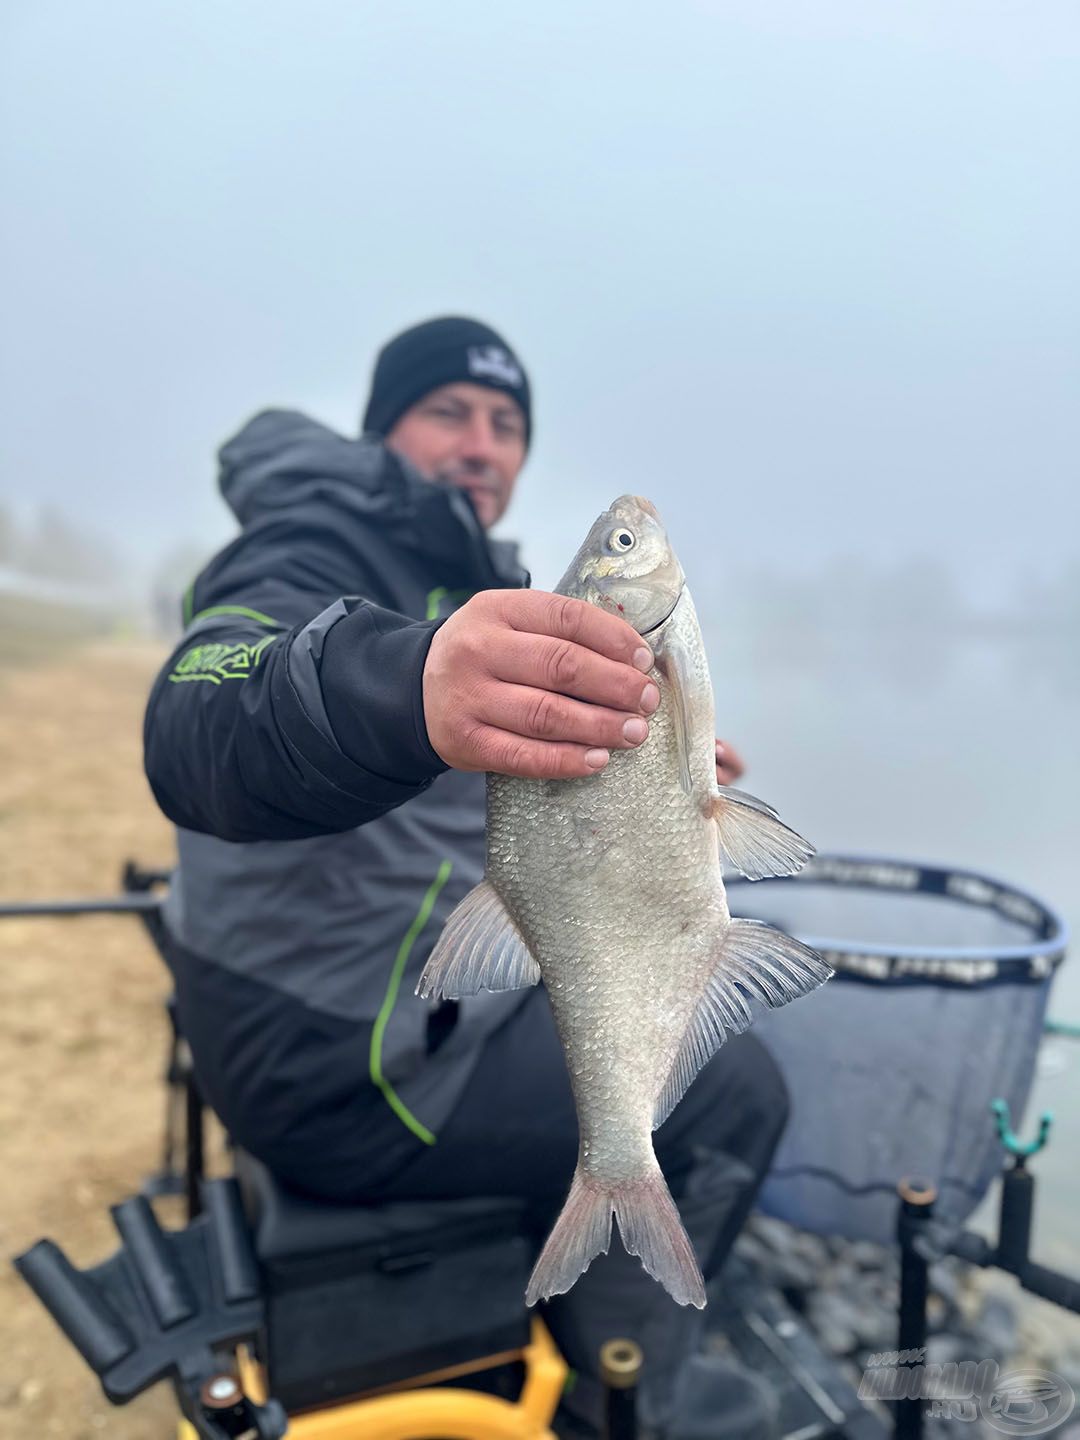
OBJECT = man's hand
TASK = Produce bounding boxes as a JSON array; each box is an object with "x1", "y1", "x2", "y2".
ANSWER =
[
  {"x1": 715, "y1": 740, "x2": 745, "y2": 787},
  {"x1": 423, "y1": 590, "x2": 660, "y2": 779}
]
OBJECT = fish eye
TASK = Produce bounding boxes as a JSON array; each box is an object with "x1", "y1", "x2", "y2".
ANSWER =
[{"x1": 609, "y1": 528, "x2": 636, "y2": 553}]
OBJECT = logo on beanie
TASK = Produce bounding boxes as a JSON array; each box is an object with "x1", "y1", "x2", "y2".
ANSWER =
[{"x1": 467, "y1": 345, "x2": 523, "y2": 388}]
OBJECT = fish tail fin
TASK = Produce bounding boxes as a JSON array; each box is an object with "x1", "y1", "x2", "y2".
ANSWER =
[{"x1": 526, "y1": 1164, "x2": 705, "y2": 1310}]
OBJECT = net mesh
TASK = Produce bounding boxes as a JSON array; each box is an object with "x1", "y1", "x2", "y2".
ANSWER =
[{"x1": 727, "y1": 858, "x2": 1067, "y2": 1244}]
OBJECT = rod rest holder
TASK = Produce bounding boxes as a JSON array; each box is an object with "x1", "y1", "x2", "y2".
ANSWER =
[
  {"x1": 14, "y1": 1179, "x2": 285, "y2": 1438},
  {"x1": 909, "y1": 1217, "x2": 1080, "y2": 1316}
]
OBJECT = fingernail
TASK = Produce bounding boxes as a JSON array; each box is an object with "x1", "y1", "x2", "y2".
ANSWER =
[
  {"x1": 632, "y1": 646, "x2": 653, "y2": 672},
  {"x1": 585, "y1": 748, "x2": 610, "y2": 769},
  {"x1": 623, "y1": 716, "x2": 648, "y2": 744},
  {"x1": 715, "y1": 741, "x2": 725, "y2": 757},
  {"x1": 640, "y1": 682, "x2": 660, "y2": 715}
]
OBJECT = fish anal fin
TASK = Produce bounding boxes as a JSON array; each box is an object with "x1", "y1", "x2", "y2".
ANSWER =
[
  {"x1": 416, "y1": 880, "x2": 541, "y2": 1000},
  {"x1": 707, "y1": 787, "x2": 815, "y2": 880},
  {"x1": 653, "y1": 918, "x2": 832, "y2": 1129}
]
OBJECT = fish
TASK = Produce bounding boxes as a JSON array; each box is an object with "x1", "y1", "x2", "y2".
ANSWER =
[{"x1": 418, "y1": 494, "x2": 832, "y2": 1308}]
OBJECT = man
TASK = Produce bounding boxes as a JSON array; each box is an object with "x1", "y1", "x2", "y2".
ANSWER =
[{"x1": 144, "y1": 316, "x2": 786, "y2": 1435}]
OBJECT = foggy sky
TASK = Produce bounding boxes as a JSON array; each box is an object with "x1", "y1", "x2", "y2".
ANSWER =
[{"x1": 1, "y1": 0, "x2": 1078, "y2": 604}]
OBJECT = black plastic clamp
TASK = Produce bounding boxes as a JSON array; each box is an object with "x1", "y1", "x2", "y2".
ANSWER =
[{"x1": 14, "y1": 1178, "x2": 285, "y2": 1439}]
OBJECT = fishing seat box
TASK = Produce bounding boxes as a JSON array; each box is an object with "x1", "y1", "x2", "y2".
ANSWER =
[{"x1": 234, "y1": 1151, "x2": 533, "y2": 1412}]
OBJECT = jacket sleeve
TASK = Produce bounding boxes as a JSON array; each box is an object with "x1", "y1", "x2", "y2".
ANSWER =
[{"x1": 143, "y1": 514, "x2": 450, "y2": 843}]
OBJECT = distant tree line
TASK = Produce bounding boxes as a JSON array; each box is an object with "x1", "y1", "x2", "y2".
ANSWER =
[
  {"x1": 2, "y1": 496, "x2": 1074, "y2": 642},
  {"x1": 0, "y1": 500, "x2": 121, "y2": 589},
  {"x1": 0, "y1": 500, "x2": 211, "y2": 635},
  {"x1": 149, "y1": 541, "x2": 212, "y2": 636}
]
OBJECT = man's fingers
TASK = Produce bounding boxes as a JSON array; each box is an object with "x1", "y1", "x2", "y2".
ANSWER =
[
  {"x1": 715, "y1": 739, "x2": 746, "y2": 785},
  {"x1": 488, "y1": 684, "x2": 650, "y2": 751},
  {"x1": 497, "y1": 590, "x2": 652, "y2": 671},
  {"x1": 422, "y1": 590, "x2": 661, "y2": 780},
  {"x1": 466, "y1": 725, "x2": 613, "y2": 780},
  {"x1": 491, "y1": 630, "x2": 660, "y2": 716}
]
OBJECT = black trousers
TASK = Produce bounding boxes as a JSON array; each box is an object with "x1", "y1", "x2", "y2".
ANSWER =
[
  {"x1": 171, "y1": 944, "x2": 788, "y2": 1208},
  {"x1": 356, "y1": 981, "x2": 785, "y2": 1239}
]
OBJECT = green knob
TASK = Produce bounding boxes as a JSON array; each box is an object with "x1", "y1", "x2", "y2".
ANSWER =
[{"x1": 990, "y1": 1098, "x2": 1053, "y2": 1158}]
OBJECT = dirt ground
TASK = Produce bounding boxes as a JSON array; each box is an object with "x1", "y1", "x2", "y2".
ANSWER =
[{"x1": 0, "y1": 640, "x2": 196, "y2": 1439}]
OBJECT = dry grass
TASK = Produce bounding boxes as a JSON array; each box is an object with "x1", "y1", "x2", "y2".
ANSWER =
[{"x1": 0, "y1": 641, "x2": 182, "y2": 1438}]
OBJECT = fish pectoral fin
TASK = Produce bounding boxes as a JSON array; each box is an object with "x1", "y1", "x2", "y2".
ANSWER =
[
  {"x1": 655, "y1": 630, "x2": 696, "y2": 796},
  {"x1": 653, "y1": 919, "x2": 832, "y2": 1130},
  {"x1": 707, "y1": 787, "x2": 815, "y2": 880},
  {"x1": 416, "y1": 880, "x2": 541, "y2": 1000}
]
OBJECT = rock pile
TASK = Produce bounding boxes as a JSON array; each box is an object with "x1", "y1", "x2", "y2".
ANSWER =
[{"x1": 733, "y1": 1214, "x2": 1080, "y2": 1438}]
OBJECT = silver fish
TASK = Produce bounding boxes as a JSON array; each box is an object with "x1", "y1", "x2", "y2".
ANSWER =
[{"x1": 419, "y1": 495, "x2": 831, "y2": 1308}]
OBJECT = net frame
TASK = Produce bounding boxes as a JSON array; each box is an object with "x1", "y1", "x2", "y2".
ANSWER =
[{"x1": 728, "y1": 855, "x2": 1069, "y2": 1244}]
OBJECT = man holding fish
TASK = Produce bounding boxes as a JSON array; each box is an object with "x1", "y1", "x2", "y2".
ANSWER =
[{"x1": 145, "y1": 316, "x2": 824, "y2": 1434}]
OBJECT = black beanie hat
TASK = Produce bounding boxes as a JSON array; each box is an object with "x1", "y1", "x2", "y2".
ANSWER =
[{"x1": 361, "y1": 316, "x2": 532, "y2": 447}]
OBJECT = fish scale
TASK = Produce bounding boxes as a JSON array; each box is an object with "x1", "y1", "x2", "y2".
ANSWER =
[
  {"x1": 419, "y1": 494, "x2": 832, "y2": 1307},
  {"x1": 498, "y1": 651, "x2": 723, "y2": 1178}
]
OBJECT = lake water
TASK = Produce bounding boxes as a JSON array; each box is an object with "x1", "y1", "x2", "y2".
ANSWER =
[{"x1": 698, "y1": 599, "x2": 1079, "y2": 1267}]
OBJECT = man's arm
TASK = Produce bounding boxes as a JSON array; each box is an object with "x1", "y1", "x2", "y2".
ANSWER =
[
  {"x1": 145, "y1": 516, "x2": 661, "y2": 844},
  {"x1": 145, "y1": 593, "x2": 449, "y2": 843}
]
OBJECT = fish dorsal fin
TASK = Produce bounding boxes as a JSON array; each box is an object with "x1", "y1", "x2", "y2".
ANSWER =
[
  {"x1": 707, "y1": 787, "x2": 815, "y2": 881},
  {"x1": 653, "y1": 919, "x2": 832, "y2": 1129},
  {"x1": 416, "y1": 880, "x2": 541, "y2": 1000},
  {"x1": 655, "y1": 628, "x2": 695, "y2": 796}
]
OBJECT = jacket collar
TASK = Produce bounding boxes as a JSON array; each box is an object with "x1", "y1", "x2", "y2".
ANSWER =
[{"x1": 218, "y1": 408, "x2": 527, "y2": 591}]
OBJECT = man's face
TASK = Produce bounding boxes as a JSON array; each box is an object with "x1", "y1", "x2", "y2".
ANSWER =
[{"x1": 385, "y1": 382, "x2": 527, "y2": 529}]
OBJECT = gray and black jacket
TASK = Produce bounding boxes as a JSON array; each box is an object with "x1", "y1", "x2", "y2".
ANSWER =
[{"x1": 144, "y1": 409, "x2": 530, "y2": 1153}]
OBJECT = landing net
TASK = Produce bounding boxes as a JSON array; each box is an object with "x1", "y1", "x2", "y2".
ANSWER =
[{"x1": 729, "y1": 855, "x2": 1068, "y2": 1244}]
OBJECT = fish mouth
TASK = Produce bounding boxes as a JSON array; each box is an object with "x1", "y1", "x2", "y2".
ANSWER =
[
  {"x1": 629, "y1": 494, "x2": 659, "y2": 518},
  {"x1": 637, "y1": 583, "x2": 685, "y2": 637}
]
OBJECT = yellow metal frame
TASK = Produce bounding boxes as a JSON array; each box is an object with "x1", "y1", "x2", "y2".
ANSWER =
[{"x1": 178, "y1": 1317, "x2": 566, "y2": 1440}]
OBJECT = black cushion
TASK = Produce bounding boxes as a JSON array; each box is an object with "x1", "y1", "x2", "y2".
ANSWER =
[
  {"x1": 233, "y1": 1149, "x2": 527, "y2": 1263},
  {"x1": 230, "y1": 1151, "x2": 533, "y2": 1412}
]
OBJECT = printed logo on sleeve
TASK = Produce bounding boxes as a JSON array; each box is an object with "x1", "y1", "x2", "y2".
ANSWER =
[{"x1": 169, "y1": 635, "x2": 277, "y2": 685}]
